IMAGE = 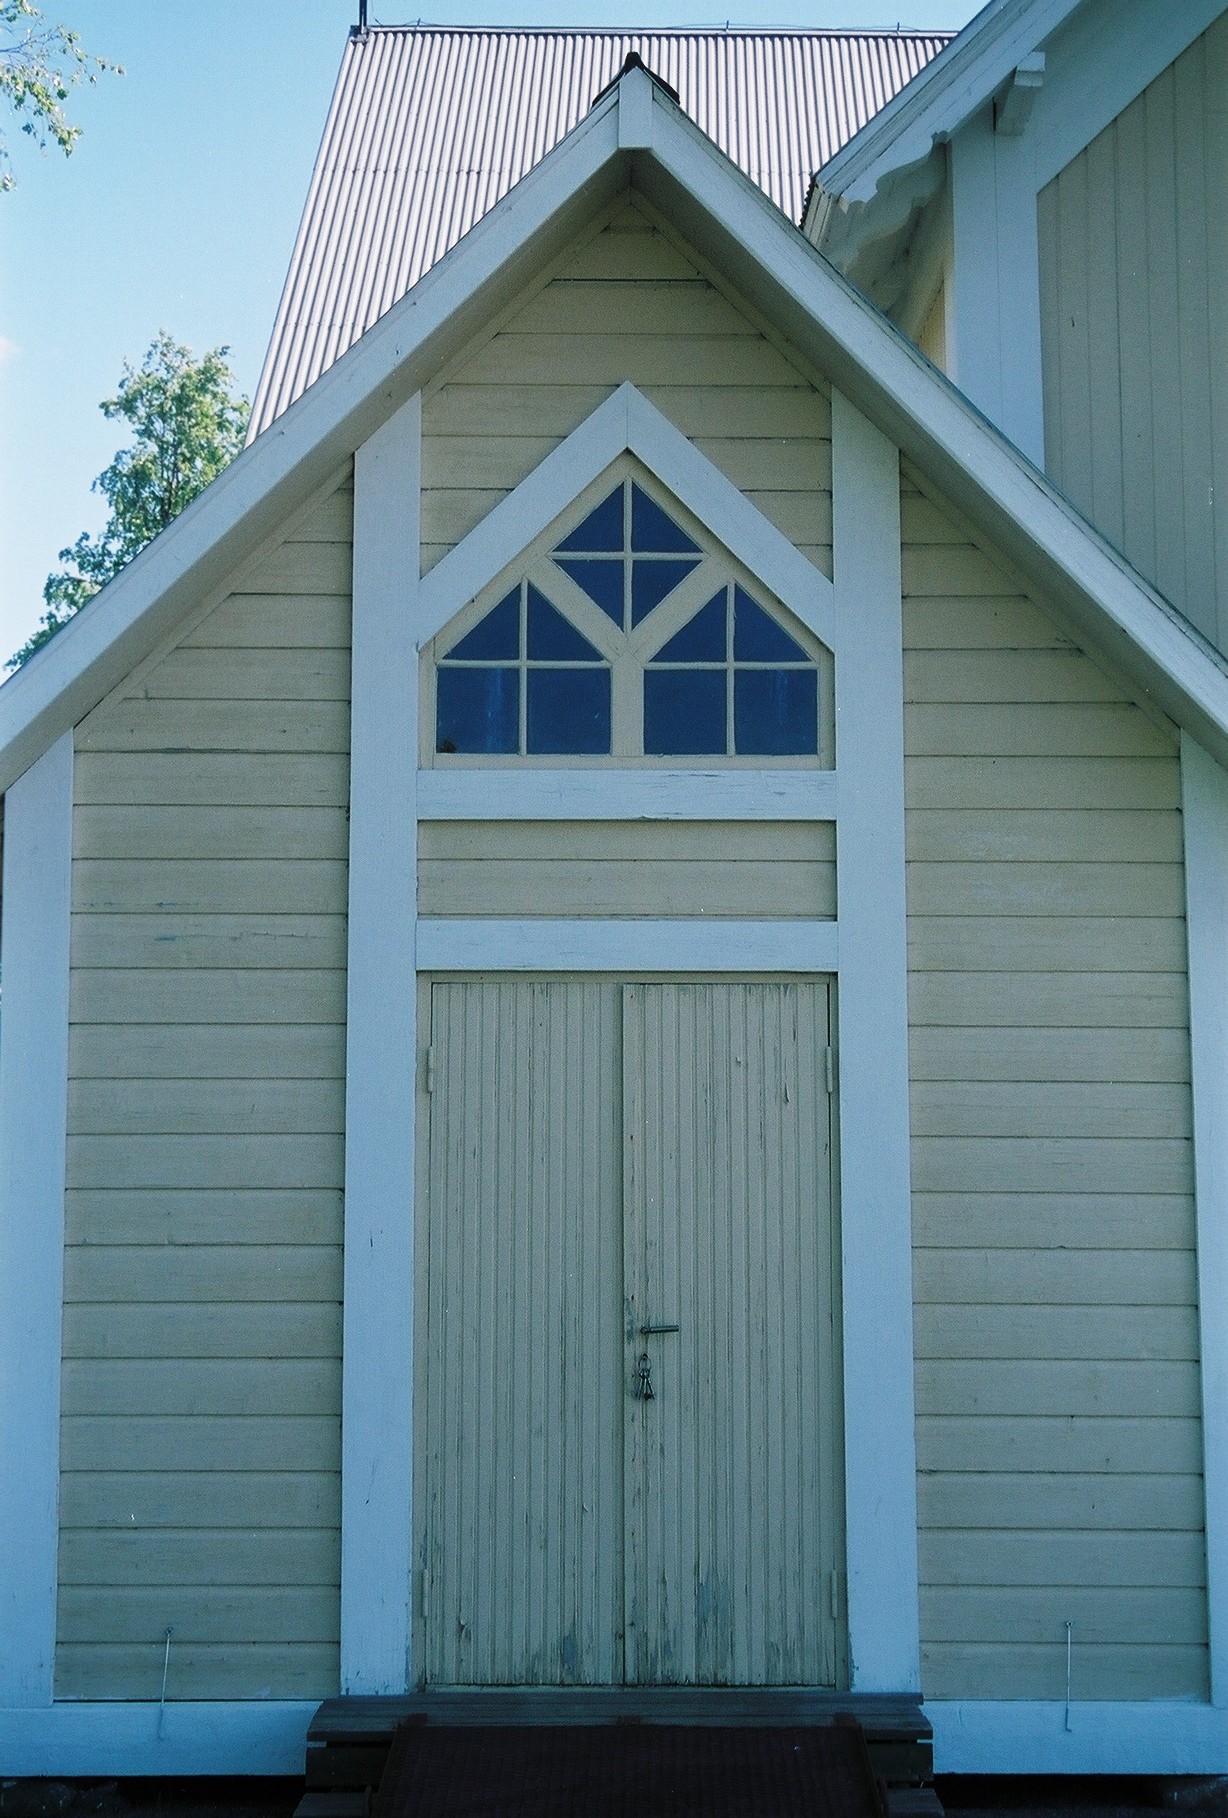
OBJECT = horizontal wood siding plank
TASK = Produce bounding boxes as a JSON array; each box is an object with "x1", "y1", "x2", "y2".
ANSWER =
[
  {"x1": 58, "y1": 1583, "x2": 338, "y2": 1643},
  {"x1": 915, "y1": 1358, "x2": 1199, "y2": 1419},
  {"x1": 134, "y1": 648, "x2": 350, "y2": 701},
  {"x1": 74, "y1": 806, "x2": 350, "y2": 861},
  {"x1": 73, "y1": 918, "x2": 346, "y2": 973},
  {"x1": 183, "y1": 594, "x2": 351, "y2": 649},
  {"x1": 905, "y1": 755, "x2": 1180, "y2": 810},
  {"x1": 911, "y1": 1136, "x2": 1191, "y2": 1195},
  {"x1": 74, "y1": 752, "x2": 350, "y2": 807},
  {"x1": 914, "y1": 1304, "x2": 1199, "y2": 1363},
  {"x1": 53, "y1": 1642, "x2": 338, "y2": 1702},
  {"x1": 912, "y1": 1248, "x2": 1195, "y2": 1307},
  {"x1": 906, "y1": 808, "x2": 1181, "y2": 863},
  {"x1": 61, "y1": 1416, "x2": 340, "y2": 1474},
  {"x1": 63, "y1": 1245, "x2": 342, "y2": 1304},
  {"x1": 59, "y1": 1529, "x2": 339, "y2": 1587},
  {"x1": 908, "y1": 972, "x2": 1188, "y2": 1028},
  {"x1": 909, "y1": 1080, "x2": 1190, "y2": 1140},
  {"x1": 905, "y1": 702, "x2": 1174, "y2": 757},
  {"x1": 70, "y1": 970, "x2": 348, "y2": 1022},
  {"x1": 920, "y1": 1584, "x2": 1207, "y2": 1646},
  {"x1": 66, "y1": 1134, "x2": 345, "y2": 1191},
  {"x1": 922, "y1": 1528, "x2": 1206, "y2": 1588},
  {"x1": 68, "y1": 1078, "x2": 345, "y2": 1136},
  {"x1": 239, "y1": 541, "x2": 352, "y2": 596},
  {"x1": 429, "y1": 382, "x2": 828, "y2": 441},
  {"x1": 60, "y1": 1471, "x2": 340, "y2": 1528},
  {"x1": 418, "y1": 858, "x2": 834, "y2": 919},
  {"x1": 920, "y1": 1640, "x2": 1206, "y2": 1701},
  {"x1": 908, "y1": 916, "x2": 1187, "y2": 972},
  {"x1": 912, "y1": 1191, "x2": 1194, "y2": 1249},
  {"x1": 905, "y1": 649, "x2": 1128, "y2": 704},
  {"x1": 71, "y1": 1024, "x2": 347, "y2": 1080},
  {"x1": 78, "y1": 699, "x2": 351, "y2": 754},
  {"x1": 919, "y1": 1472, "x2": 1206, "y2": 1531},
  {"x1": 906, "y1": 861, "x2": 1184, "y2": 917},
  {"x1": 915, "y1": 1416, "x2": 1203, "y2": 1476},
  {"x1": 74, "y1": 859, "x2": 347, "y2": 915},
  {"x1": 61, "y1": 1358, "x2": 342, "y2": 1417},
  {"x1": 909, "y1": 1026, "x2": 1190, "y2": 1083},
  {"x1": 64, "y1": 1302, "x2": 341, "y2": 1359}
]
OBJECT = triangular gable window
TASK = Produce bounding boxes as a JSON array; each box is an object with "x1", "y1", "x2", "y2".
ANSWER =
[{"x1": 430, "y1": 466, "x2": 830, "y2": 763}]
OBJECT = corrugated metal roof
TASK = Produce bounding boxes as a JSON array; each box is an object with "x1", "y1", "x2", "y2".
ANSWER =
[{"x1": 250, "y1": 25, "x2": 952, "y2": 436}]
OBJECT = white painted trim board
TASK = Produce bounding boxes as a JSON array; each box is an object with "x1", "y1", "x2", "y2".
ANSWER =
[
  {"x1": 341, "y1": 395, "x2": 421, "y2": 1693},
  {"x1": 0, "y1": 1702, "x2": 315, "y2": 1776},
  {"x1": 0, "y1": 733, "x2": 74, "y2": 1707}
]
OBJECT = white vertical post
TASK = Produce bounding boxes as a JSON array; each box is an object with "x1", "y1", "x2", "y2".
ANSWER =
[
  {"x1": 949, "y1": 109, "x2": 1045, "y2": 467},
  {"x1": 341, "y1": 394, "x2": 421, "y2": 1693},
  {"x1": 1180, "y1": 731, "x2": 1228, "y2": 1705},
  {"x1": 0, "y1": 731, "x2": 74, "y2": 1706},
  {"x1": 831, "y1": 390, "x2": 922, "y2": 1692}
]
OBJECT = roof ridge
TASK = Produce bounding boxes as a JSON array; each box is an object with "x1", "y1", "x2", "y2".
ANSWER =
[{"x1": 352, "y1": 22, "x2": 956, "y2": 37}]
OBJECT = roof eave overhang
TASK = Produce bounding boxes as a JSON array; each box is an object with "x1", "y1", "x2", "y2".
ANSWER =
[
  {"x1": 4, "y1": 59, "x2": 1227, "y2": 793},
  {"x1": 806, "y1": 0, "x2": 1085, "y2": 246}
]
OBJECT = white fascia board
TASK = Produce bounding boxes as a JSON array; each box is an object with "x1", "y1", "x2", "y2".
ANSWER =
[
  {"x1": 0, "y1": 87, "x2": 628, "y2": 797},
  {"x1": 930, "y1": 1700, "x2": 1228, "y2": 1775},
  {"x1": 813, "y1": 0, "x2": 1084, "y2": 212},
  {"x1": 631, "y1": 92, "x2": 1228, "y2": 764},
  {"x1": 418, "y1": 381, "x2": 834, "y2": 651},
  {"x1": 0, "y1": 1702, "x2": 315, "y2": 1776}
]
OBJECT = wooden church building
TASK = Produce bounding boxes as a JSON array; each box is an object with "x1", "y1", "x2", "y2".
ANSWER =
[{"x1": 3, "y1": 0, "x2": 1228, "y2": 1783}]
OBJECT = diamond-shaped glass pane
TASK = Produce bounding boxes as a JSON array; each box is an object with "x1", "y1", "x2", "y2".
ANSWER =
[
  {"x1": 555, "y1": 556, "x2": 623, "y2": 623},
  {"x1": 631, "y1": 557, "x2": 700, "y2": 625}
]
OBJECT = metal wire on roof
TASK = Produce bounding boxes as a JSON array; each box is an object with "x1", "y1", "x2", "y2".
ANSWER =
[{"x1": 249, "y1": 26, "x2": 951, "y2": 437}]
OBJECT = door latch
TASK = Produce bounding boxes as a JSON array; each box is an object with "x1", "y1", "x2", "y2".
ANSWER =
[{"x1": 634, "y1": 1353, "x2": 655, "y2": 1401}]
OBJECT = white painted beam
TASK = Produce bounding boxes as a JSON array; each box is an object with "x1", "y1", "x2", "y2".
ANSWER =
[
  {"x1": 0, "y1": 733, "x2": 73, "y2": 1708},
  {"x1": 0, "y1": 1702, "x2": 315, "y2": 1776},
  {"x1": 830, "y1": 390, "x2": 921, "y2": 1693},
  {"x1": 1180, "y1": 732, "x2": 1228, "y2": 1707},
  {"x1": 931, "y1": 1699, "x2": 1228, "y2": 1775},
  {"x1": 341, "y1": 394, "x2": 421, "y2": 1694}
]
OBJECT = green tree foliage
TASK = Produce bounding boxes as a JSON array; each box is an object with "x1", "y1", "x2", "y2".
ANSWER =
[
  {"x1": 10, "y1": 333, "x2": 250, "y2": 669},
  {"x1": 0, "y1": 0, "x2": 120, "y2": 191}
]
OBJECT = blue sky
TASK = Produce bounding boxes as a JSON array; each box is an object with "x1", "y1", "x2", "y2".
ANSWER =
[{"x1": 0, "y1": 0, "x2": 979, "y2": 663}]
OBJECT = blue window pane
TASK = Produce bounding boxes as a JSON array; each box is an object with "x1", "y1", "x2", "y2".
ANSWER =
[
  {"x1": 651, "y1": 591, "x2": 726, "y2": 663},
  {"x1": 631, "y1": 484, "x2": 700, "y2": 554},
  {"x1": 444, "y1": 589, "x2": 520, "y2": 660},
  {"x1": 555, "y1": 556, "x2": 624, "y2": 623},
  {"x1": 734, "y1": 668, "x2": 818, "y2": 756},
  {"x1": 555, "y1": 486, "x2": 624, "y2": 553},
  {"x1": 733, "y1": 588, "x2": 810, "y2": 662},
  {"x1": 644, "y1": 669, "x2": 727, "y2": 755},
  {"x1": 631, "y1": 557, "x2": 700, "y2": 624},
  {"x1": 526, "y1": 585, "x2": 603, "y2": 660},
  {"x1": 527, "y1": 668, "x2": 611, "y2": 754},
  {"x1": 437, "y1": 666, "x2": 519, "y2": 754}
]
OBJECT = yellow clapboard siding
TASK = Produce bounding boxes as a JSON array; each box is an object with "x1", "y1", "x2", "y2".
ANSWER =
[
  {"x1": 64, "y1": 1245, "x2": 342, "y2": 1305},
  {"x1": 61, "y1": 1358, "x2": 341, "y2": 1418},
  {"x1": 905, "y1": 649, "x2": 1131, "y2": 704},
  {"x1": 239, "y1": 540, "x2": 352, "y2": 595},
  {"x1": 512, "y1": 278, "x2": 762, "y2": 338},
  {"x1": 71, "y1": 1023, "x2": 347, "y2": 1080},
  {"x1": 72, "y1": 916, "x2": 346, "y2": 972},
  {"x1": 61, "y1": 1416, "x2": 339, "y2": 1475},
  {"x1": 420, "y1": 820, "x2": 835, "y2": 861},
  {"x1": 66, "y1": 1133, "x2": 345, "y2": 1192},
  {"x1": 902, "y1": 545, "x2": 1027, "y2": 597},
  {"x1": 915, "y1": 1358, "x2": 1199, "y2": 1419},
  {"x1": 912, "y1": 1247, "x2": 1195, "y2": 1306},
  {"x1": 77, "y1": 698, "x2": 351, "y2": 754},
  {"x1": 909, "y1": 1080, "x2": 1190, "y2": 1140},
  {"x1": 921, "y1": 1584, "x2": 1207, "y2": 1646},
  {"x1": 183, "y1": 594, "x2": 351, "y2": 650},
  {"x1": 919, "y1": 1472, "x2": 1206, "y2": 1531},
  {"x1": 920, "y1": 1640, "x2": 1207, "y2": 1701},
  {"x1": 906, "y1": 808, "x2": 1182, "y2": 863},
  {"x1": 133, "y1": 648, "x2": 350, "y2": 701},
  {"x1": 74, "y1": 806, "x2": 350, "y2": 861},
  {"x1": 70, "y1": 969, "x2": 347, "y2": 1023},
  {"x1": 903, "y1": 598, "x2": 1069, "y2": 649},
  {"x1": 74, "y1": 859, "x2": 347, "y2": 916},
  {"x1": 54, "y1": 1642, "x2": 338, "y2": 1702},
  {"x1": 906, "y1": 753, "x2": 1181, "y2": 810},
  {"x1": 284, "y1": 487, "x2": 353, "y2": 540},
  {"x1": 907, "y1": 861, "x2": 1185, "y2": 918},
  {"x1": 909, "y1": 1026, "x2": 1190, "y2": 1083},
  {"x1": 914, "y1": 1303, "x2": 1199, "y2": 1363},
  {"x1": 912, "y1": 1192, "x2": 1194, "y2": 1249},
  {"x1": 58, "y1": 1583, "x2": 338, "y2": 1643},
  {"x1": 908, "y1": 971, "x2": 1188, "y2": 1028},
  {"x1": 59, "y1": 1529, "x2": 339, "y2": 1587},
  {"x1": 69, "y1": 1077, "x2": 344, "y2": 1137},
  {"x1": 911, "y1": 1136, "x2": 1192, "y2": 1196},
  {"x1": 922, "y1": 1528, "x2": 1206, "y2": 1588},
  {"x1": 905, "y1": 702, "x2": 1174, "y2": 757},
  {"x1": 908, "y1": 916, "x2": 1186, "y2": 972},
  {"x1": 73, "y1": 751, "x2": 350, "y2": 807},
  {"x1": 915, "y1": 1416, "x2": 1203, "y2": 1476},
  {"x1": 456, "y1": 332, "x2": 804, "y2": 391},
  {"x1": 64, "y1": 1300, "x2": 341, "y2": 1359},
  {"x1": 60, "y1": 1470, "x2": 340, "y2": 1528},
  {"x1": 428, "y1": 381, "x2": 828, "y2": 441}
]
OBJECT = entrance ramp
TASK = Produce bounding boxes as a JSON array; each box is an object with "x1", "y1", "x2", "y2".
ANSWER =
[{"x1": 296, "y1": 1691, "x2": 940, "y2": 1818}]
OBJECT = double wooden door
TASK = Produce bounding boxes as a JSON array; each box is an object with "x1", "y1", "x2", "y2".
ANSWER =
[{"x1": 414, "y1": 977, "x2": 842, "y2": 1687}]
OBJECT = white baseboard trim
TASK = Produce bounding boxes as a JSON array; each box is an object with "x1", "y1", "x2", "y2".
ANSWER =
[
  {"x1": 0, "y1": 1702, "x2": 316, "y2": 1776},
  {"x1": 930, "y1": 1701, "x2": 1228, "y2": 1775}
]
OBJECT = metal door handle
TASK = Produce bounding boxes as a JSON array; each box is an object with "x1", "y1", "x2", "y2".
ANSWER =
[{"x1": 639, "y1": 1323, "x2": 680, "y2": 1335}]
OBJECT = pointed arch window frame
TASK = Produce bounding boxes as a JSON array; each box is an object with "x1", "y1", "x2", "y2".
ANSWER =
[{"x1": 418, "y1": 383, "x2": 838, "y2": 766}]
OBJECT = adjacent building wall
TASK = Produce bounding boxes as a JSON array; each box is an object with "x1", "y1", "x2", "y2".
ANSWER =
[
  {"x1": 902, "y1": 465, "x2": 1206, "y2": 1700},
  {"x1": 57, "y1": 479, "x2": 353, "y2": 1701},
  {"x1": 1037, "y1": 15, "x2": 1228, "y2": 651}
]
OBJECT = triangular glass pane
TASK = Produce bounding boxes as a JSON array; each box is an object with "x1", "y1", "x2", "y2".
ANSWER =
[
  {"x1": 631, "y1": 484, "x2": 701, "y2": 554},
  {"x1": 733, "y1": 587, "x2": 810, "y2": 662},
  {"x1": 527, "y1": 585, "x2": 604, "y2": 660},
  {"x1": 443, "y1": 588, "x2": 520, "y2": 660},
  {"x1": 631, "y1": 557, "x2": 701, "y2": 625},
  {"x1": 555, "y1": 486, "x2": 624, "y2": 553},
  {"x1": 650, "y1": 591, "x2": 727, "y2": 663},
  {"x1": 554, "y1": 556, "x2": 624, "y2": 624}
]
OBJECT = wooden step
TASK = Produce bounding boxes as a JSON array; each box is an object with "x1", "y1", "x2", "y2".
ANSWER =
[
  {"x1": 293, "y1": 1792, "x2": 370, "y2": 1818},
  {"x1": 885, "y1": 1789, "x2": 945, "y2": 1817}
]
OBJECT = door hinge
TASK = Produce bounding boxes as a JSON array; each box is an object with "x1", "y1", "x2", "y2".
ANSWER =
[
  {"x1": 824, "y1": 1046, "x2": 836, "y2": 1095},
  {"x1": 424, "y1": 1045, "x2": 436, "y2": 1094}
]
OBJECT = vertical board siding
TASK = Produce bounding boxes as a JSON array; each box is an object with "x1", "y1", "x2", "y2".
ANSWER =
[
  {"x1": 416, "y1": 978, "x2": 625, "y2": 1685},
  {"x1": 902, "y1": 467, "x2": 1206, "y2": 1701},
  {"x1": 58, "y1": 480, "x2": 353, "y2": 1701},
  {"x1": 1038, "y1": 16, "x2": 1228, "y2": 650},
  {"x1": 421, "y1": 197, "x2": 832, "y2": 579}
]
